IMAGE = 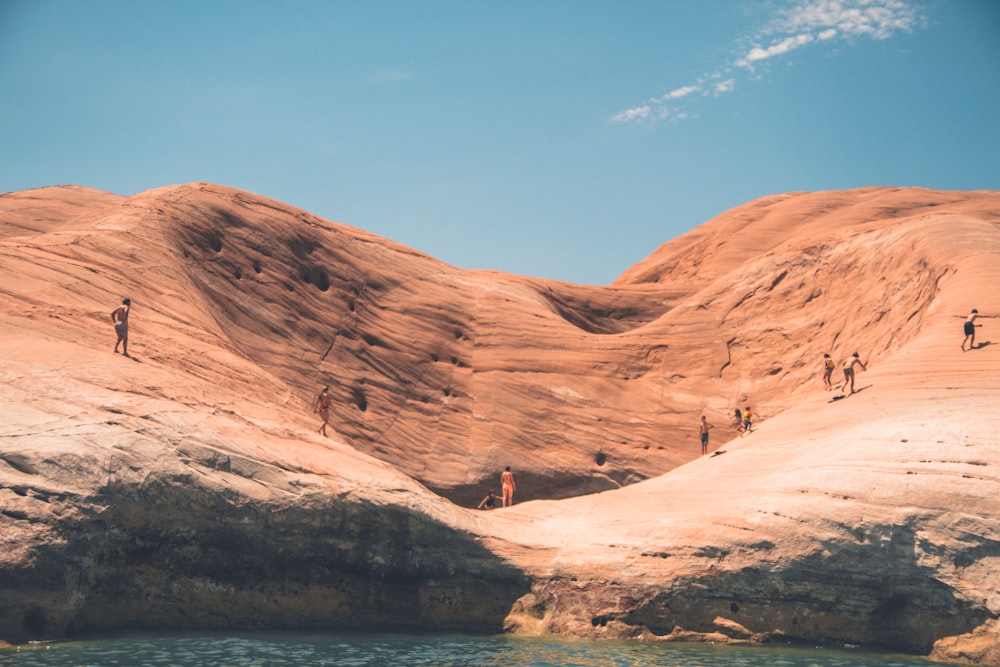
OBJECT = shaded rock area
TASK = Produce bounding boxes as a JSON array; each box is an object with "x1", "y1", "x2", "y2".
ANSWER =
[{"x1": 1, "y1": 183, "x2": 999, "y2": 662}]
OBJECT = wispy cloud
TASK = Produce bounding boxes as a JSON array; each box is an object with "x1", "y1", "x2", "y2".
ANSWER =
[
  {"x1": 736, "y1": 32, "x2": 814, "y2": 68},
  {"x1": 611, "y1": 0, "x2": 924, "y2": 124},
  {"x1": 610, "y1": 105, "x2": 651, "y2": 123}
]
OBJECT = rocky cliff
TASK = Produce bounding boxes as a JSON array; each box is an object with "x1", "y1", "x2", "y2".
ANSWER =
[{"x1": 1, "y1": 183, "x2": 998, "y2": 663}]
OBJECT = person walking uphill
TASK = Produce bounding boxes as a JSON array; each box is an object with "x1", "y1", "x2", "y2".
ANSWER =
[
  {"x1": 741, "y1": 406, "x2": 754, "y2": 435},
  {"x1": 822, "y1": 353, "x2": 835, "y2": 391},
  {"x1": 501, "y1": 466, "x2": 516, "y2": 507},
  {"x1": 111, "y1": 298, "x2": 131, "y2": 356},
  {"x1": 843, "y1": 352, "x2": 867, "y2": 395},
  {"x1": 962, "y1": 309, "x2": 981, "y2": 351}
]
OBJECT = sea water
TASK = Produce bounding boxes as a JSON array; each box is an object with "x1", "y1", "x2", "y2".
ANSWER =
[{"x1": 0, "y1": 632, "x2": 958, "y2": 667}]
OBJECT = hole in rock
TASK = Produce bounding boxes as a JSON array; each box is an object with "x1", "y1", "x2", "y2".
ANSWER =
[{"x1": 352, "y1": 387, "x2": 368, "y2": 412}]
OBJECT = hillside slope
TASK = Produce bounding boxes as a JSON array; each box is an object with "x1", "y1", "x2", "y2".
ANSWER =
[{"x1": 1, "y1": 183, "x2": 998, "y2": 662}]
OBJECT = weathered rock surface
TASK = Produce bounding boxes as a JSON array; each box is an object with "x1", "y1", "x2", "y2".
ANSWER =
[{"x1": 1, "y1": 183, "x2": 998, "y2": 662}]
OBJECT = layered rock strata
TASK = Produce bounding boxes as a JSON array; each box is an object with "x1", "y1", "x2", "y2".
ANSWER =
[{"x1": 1, "y1": 184, "x2": 998, "y2": 662}]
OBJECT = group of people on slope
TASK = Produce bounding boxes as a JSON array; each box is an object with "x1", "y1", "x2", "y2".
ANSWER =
[
  {"x1": 698, "y1": 406, "x2": 753, "y2": 456},
  {"x1": 696, "y1": 308, "x2": 987, "y2": 457},
  {"x1": 822, "y1": 351, "x2": 867, "y2": 394},
  {"x1": 107, "y1": 298, "x2": 989, "y2": 489}
]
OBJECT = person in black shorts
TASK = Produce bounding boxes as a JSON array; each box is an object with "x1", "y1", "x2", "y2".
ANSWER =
[
  {"x1": 843, "y1": 353, "x2": 867, "y2": 394},
  {"x1": 477, "y1": 490, "x2": 498, "y2": 510},
  {"x1": 962, "y1": 309, "x2": 981, "y2": 352},
  {"x1": 699, "y1": 415, "x2": 715, "y2": 455}
]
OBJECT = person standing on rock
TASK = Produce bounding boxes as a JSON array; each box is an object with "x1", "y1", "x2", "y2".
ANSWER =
[
  {"x1": 822, "y1": 353, "x2": 835, "y2": 391},
  {"x1": 313, "y1": 385, "x2": 331, "y2": 437},
  {"x1": 501, "y1": 466, "x2": 516, "y2": 507},
  {"x1": 961, "y1": 309, "x2": 981, "y2": 352},
  {"x1": 699, "y1": 415, "x2": 715, "y2": 455},
  {"x1": 111, "y1": 298, "x2": 131, "y2": 357},
  {"x1": 741, "y1": 407, "x2": 754, "y2": 435},
  {"x1": 843, "y1": 353, "x2": 867, "y2": 395}
]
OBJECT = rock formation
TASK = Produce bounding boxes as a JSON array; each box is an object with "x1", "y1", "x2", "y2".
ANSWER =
[{"x1": 1, "y1": 183, "x2": 998, "y2": 662}]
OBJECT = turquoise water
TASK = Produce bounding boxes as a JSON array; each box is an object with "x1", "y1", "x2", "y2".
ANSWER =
[{"x1": 0, "y1": 633, "x2": 954, "y2": 667}]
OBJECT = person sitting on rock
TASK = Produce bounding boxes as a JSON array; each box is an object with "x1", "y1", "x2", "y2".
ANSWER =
[{"x1": 477, "y1": 490, "x2": 498, "y2": 510}]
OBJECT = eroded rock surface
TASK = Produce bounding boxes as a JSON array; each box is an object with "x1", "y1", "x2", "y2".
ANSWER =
[{"x1": 1, "y1": 184, "x2": 998, "y2": 661}]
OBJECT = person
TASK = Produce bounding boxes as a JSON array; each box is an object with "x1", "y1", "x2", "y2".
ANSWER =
[
  {"x1": 500, "y1": 466, "x2": 516, "y2": 507},
  {"x1": 732, "y1": 408, "x2": 744, "y2": 432},
  {"x1": 699, "y1": 415, "x2": 715, "y2": 455},
  {"x1": 843, "y1": 352, "x2": 867, "y2": 395},
  {"x1": 822, "y1": 353, "x2": 835, "y2": 391},
  {"x1": 962, "y1": 309, "x2": 981, "y2": 352},
  {"x1": 313, "y1": 385, "x2": 331, "y2": 437},
  {"x1": 111, "y1": 298, "x2": 131, "y2": 356},
  {"x1": 477, "y1": 490, "x2": 498, "y2": 510},
  {"x1": 741, "y1": 406, "x2": 753, "y2": 435}
]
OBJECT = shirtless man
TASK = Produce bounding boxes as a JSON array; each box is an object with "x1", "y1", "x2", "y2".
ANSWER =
[
  {"x1": 111, "y1": 298, "x2": 131, "y2": 356},
  {"x1": 843, "y1": 352, "x2": 867, "y2": 395},
  {"x1": 501, "y1": 466, "x2": 516, "y2": 507},
  {"x1": 962, "y1": 309, "x2": 981, "y2": 352},
  {"x1": 313, "y1": 385, "x2": 331, "y2": 437},
  {"x1": 699, "y1": 415, "x2": 714, "y2": 455}
]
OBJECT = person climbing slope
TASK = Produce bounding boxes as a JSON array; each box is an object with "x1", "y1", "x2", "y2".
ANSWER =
[{"x1": 843, "y1": 353, "x2": 867, "y2": 395}]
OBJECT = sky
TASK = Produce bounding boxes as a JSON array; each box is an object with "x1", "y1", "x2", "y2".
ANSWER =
[{"x1": 1, "y1": 0, "x2": 998, "y2": 285}]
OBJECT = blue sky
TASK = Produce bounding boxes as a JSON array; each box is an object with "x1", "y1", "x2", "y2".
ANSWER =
[{"x1": 2, "y1": 0, "x2": 998, "y2": 285}]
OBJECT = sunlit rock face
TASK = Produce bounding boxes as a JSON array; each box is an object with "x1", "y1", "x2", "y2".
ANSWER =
[{"x1": 1, "y1": 183, "x2": 998, "y2": 662}]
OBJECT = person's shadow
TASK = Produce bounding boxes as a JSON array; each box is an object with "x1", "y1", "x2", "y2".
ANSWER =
[
  {"x1": 974, "y1": 341, "x2": 992, "y2": 350},
  {"x1": 829, "y1": 385, "x2": 871, "y2": 402}
]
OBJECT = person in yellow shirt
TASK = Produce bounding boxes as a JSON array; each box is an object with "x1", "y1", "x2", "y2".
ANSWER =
[{"x1": 822, "y1": 353, "x2": 835, "y2": 390}]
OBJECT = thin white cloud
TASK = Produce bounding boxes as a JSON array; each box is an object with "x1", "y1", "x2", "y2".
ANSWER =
[
  {"x1": 611, "y1": 0, "x2": 924, "y2": 125},
  {"x1": 610, "y1": 105, "x2": 651, "y2": 123},
  {"x1": 714, "y1": 78, "x2": 736, "y2": 95},
  {"x1": 737, "y1": 32, "x2": 815, "y2": 68},
  {"x1": 663, "y1": 85, "x2": 699, "y2": 100}
]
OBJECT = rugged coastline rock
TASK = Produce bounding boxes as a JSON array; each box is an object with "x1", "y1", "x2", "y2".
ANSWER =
[{"x1": 1, "y1": 183, "x2": 998, "y2": 662}]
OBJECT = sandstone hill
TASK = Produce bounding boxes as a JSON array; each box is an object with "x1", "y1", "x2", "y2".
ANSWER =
[{"x1": 1, "y1": 183, "x2": 998, "y2": 663}]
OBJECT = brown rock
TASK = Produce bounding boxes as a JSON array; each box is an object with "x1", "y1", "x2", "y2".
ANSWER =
[{"x1": 1, "y1": 183, "x2": 998, "y2": 661}]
